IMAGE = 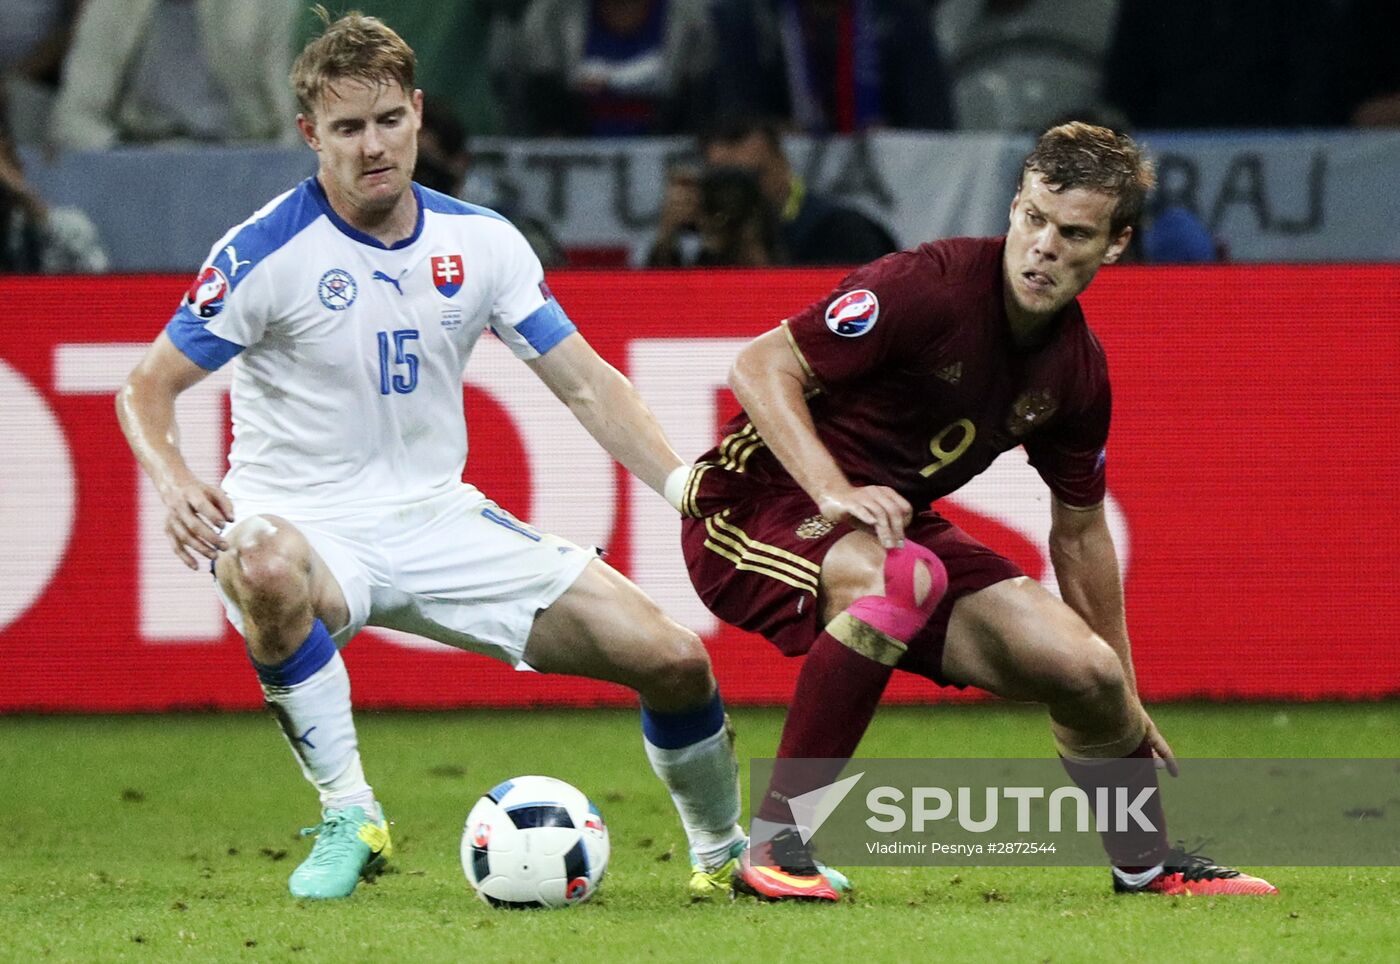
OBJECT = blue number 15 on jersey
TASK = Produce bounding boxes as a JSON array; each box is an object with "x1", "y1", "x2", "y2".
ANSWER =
[{"x1": 377, "y1": 329, "x2": 420, "y2": 395}]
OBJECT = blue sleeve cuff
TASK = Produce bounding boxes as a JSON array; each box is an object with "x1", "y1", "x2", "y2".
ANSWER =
[
  {"x1": 513, "y1": 300, "x2": 576, "y2": 356},
  {"x1": 165, "y1": 309, "x2": 245, "y2": 371}
]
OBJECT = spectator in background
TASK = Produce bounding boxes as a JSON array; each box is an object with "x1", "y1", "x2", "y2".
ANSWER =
[
  {"x1": 694, "y1": 166, "x2": 783, "y2": 266},
  {"x1": 648, "y1": 163, "x2": 785, "y2": 268},
  {"x1": 1137, "y1": 207, "x2": 1222, "y2": 264},
  {"x1": 0, "y1": 0, "x2": 82, "y2": 144},
  {"x1": 1102, "y1": 1, "x2": 1348, "y2": 129},
  {"x1": 1, "y1": 80, "x2": 107, "y2": 272},
  {"x1": 934, "y1": 0, "x2": 1118, "y2": 132},
  {"x1": 512, "y1": 0, "x2": 716, "y2": 136},
  {"x1": 710, "y1": 0, "x2": 954, "y2": 133},
  {"x1": 415, "y1": 95, "x2": 567, "y2": 268},
  {"x1": 50, "y1": 0, "x2": 297, "y2": 149},
  {"x1": 650, "y1": 118, "x2": 898, "y2": 266},
  {"x1": 647, "y1": 158, "x2": 705, "y2": 266}
]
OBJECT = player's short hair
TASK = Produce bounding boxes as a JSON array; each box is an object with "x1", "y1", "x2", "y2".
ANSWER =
[
  {"x1": 1020, "y1": 122, "x2": 1156, "y2": 235},
  {"x1": 291, "y1": 6, "x2": 416, "y2": 118}
]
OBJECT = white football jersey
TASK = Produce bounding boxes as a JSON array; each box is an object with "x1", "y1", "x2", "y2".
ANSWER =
[{"x1": 167, "y1": 178, "x2": 574, "y2": 515}]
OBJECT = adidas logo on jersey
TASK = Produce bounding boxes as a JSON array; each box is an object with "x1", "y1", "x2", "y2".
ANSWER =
[{"x1": 936, "y1": 361, "x2": 963, "y2": 385}]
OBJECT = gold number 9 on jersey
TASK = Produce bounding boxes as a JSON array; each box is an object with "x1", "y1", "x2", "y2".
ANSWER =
[{"x1": 919, "y1": 418, "x2": 975, "y2": 477}]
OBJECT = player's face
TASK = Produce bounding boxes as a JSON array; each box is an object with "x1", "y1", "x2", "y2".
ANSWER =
[
  {"x1": 1004, "y1": 172, "x2": 1131, "y2": 322},
  {"x1": 298, "y1": 79, "x2": 422, "y2": 218}
]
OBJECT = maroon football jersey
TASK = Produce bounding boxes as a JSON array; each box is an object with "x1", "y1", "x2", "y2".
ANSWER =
[{"x1": 695, "y1": 236, "x2": 1110, "y2": 511}]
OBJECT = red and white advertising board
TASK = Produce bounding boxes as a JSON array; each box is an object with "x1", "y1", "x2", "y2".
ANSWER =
[{"x1": 1, "y1": 266, "x2": 1397, "y2": 711}]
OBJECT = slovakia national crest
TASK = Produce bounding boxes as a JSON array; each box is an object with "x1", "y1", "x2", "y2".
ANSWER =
[
  {"x1": 432, "y1": 254, "x2": 465, "y2": 297},
  {"x1": 318, "y1": 268, "x2": 357, "y2": 311},
  {"x1": 185, "y1": 265, "x2": 229, "y2": 318},
  {"x1": 825, "y1": 289, "x2": 879, "y2": 337}
]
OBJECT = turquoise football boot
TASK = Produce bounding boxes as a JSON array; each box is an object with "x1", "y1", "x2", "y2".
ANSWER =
[{"x1": 288, "y1": 805, "x2": 392, "y2": 899}]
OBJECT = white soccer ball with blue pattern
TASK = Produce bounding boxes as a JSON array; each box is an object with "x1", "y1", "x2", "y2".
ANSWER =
[{"x1": 461, "y1": 775, "x2": 609, "y2": 908}]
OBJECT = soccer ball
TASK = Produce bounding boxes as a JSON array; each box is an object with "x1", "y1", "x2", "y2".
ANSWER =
[{"x1": 461, "y1": 775, "x2": 609, "y2": 909}]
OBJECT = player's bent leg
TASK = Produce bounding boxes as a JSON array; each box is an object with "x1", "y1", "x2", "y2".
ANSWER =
[
  {"x1": 216, "y1": 516, "x2": 387, "y2": 899},
  {"x1": 943, "y1": 577, "x2": 1164, "y2": 857},
  {"x1": 216, "y1": 515, "x2": 349, "y2": 663},
  {"x1": 524, "y1": 560, "x2": 745, "y2": 899},
  {"x1": 738, "y1": 533, "x2": 946, "y2": 903},
  {"x1": 941, "y1": 577, "x2": 1138, "y2": 742},
  {"x1": 942, "y1": 578, "x2": 1276, "y2": 895},
  {"x1": 523, "y1": 558, "x2": 714, "y2": 709}
]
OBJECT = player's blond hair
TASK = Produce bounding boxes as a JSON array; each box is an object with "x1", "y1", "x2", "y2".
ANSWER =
[
  {"x1": 290, "y1": 6, "x2": 416, "y2": 117},
  {"x1": 1021, "y1": 122, "x2": 1156, "y2": 235}
]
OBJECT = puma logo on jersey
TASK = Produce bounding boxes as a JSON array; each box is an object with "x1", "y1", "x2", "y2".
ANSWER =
[
  {"x1": 936, "y1": 361, "x2": 963, "y2": 385},
  {"x1": 372, "y1": 268, "x2": 408, "y2": 295},
  {"x1": 223, "y1": 244, "x2": 252, "y2": 278}
]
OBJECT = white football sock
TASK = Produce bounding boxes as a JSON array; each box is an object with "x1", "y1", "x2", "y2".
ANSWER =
[
  {"x1": 261, "y1": 650, "x2": 379, "y2": 820},
  {"x1": 643, "y1": 725, "x2": 744, "y2": 869}
]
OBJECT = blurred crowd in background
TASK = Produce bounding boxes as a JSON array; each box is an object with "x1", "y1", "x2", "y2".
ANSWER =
[{"x1": 3, "y1": 0, "x2": 1399, "y2": 273}]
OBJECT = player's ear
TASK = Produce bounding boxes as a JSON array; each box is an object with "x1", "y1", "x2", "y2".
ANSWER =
[
  {"x1": 296, "y1": 113, "x2": 320, "y2": 151},
  {"x1": 1102, "y1": 225, "x2": 1132, "y2": 265},
  {"x1": 412, "y1": 88, "x2": 424, "y2": 123}
]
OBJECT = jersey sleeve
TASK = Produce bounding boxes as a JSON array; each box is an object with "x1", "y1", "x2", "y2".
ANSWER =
[
  {"x1": 783, "y1": 253, "x2": 941, "y2": 387},
  {"x1": 1023, "y1": 364, "x2": 1111, "y2": 508},
  {"x1": 487, "y1": 222, "x2": 577, "y2": 360},
  {"x1": 164, "y1": 238, "x2": 270, "y2": 371}
]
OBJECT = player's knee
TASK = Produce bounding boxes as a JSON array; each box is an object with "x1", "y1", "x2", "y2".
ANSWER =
[
  {"x1": 1055, "y1": 639, "x2": 1127, "y2": 710},
  {"x1": 887, "y1": 543, "x2": 948, "y2": 612},
  {"x1": 218, "y1": 516, "x2": 312, "y2": 611},
  {"x1": 649, "y1": 627, "x2": 715, "y2": 707}
]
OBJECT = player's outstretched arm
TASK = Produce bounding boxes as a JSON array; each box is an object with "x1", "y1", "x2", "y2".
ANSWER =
[
  {"x1": 525, "y1": 332, "x2": 689, "y2": 504},
  {"x1": 730, "y1": 327, "x2": 911, "y2": 548},
  {"x1": 116, "y1": 332, "x2": 233, "y2": 570},
  {"x1": 1048, "y1": 498, "x2": 1178, "y2": 774}
]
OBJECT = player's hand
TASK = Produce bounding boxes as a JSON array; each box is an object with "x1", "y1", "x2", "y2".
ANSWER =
[
  {"x1": 1143, "y1": 712, "x2": 1179, "y2": 777},
  {"x1": 817, "y1": 485, "x2": 913, "y2": 549},
  {"x1": 158, "y1": 475, "x2": 234, "y2": 570}
]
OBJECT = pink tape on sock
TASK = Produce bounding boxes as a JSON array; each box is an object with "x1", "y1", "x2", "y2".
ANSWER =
[{"x1": 845, "y1": 543, "x2": 948, "y2": 642}]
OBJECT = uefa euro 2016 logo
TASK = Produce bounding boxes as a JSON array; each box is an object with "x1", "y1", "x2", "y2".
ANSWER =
[
  {"x1": 185, "y1": 265, "x2": 228, "y2": 319},
  {"x1": 318, "y1": 268, "x2": 358, "y2": 311},
  {"x1": 825, "y1": 289, "x2": 880, "y2": 337}
]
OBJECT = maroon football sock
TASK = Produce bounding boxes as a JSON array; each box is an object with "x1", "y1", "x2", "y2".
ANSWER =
[
  {"x1": 1059, "y1": 736, "x2": 1169, "y2": 871},
  {"x1": 757, "y1": 631, "x2": 895, "y2": 823},
  {"x1": 757, "y1": 543, "x2": 948, "y2": 826}
]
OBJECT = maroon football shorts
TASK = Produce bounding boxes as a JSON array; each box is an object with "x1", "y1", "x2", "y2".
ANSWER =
[{"x1": 681, "y1": 490, "x2": 1023, "y2": 686}]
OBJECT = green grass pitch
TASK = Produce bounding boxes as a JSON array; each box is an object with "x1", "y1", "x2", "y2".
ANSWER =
[{"x1": 3, "y1": 703, "x2": 1396, "y2": 962}]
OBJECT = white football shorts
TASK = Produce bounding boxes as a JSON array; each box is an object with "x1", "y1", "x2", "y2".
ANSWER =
[{"x1": 215, "y1": 484, "x2": 597, "y2": 667}]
